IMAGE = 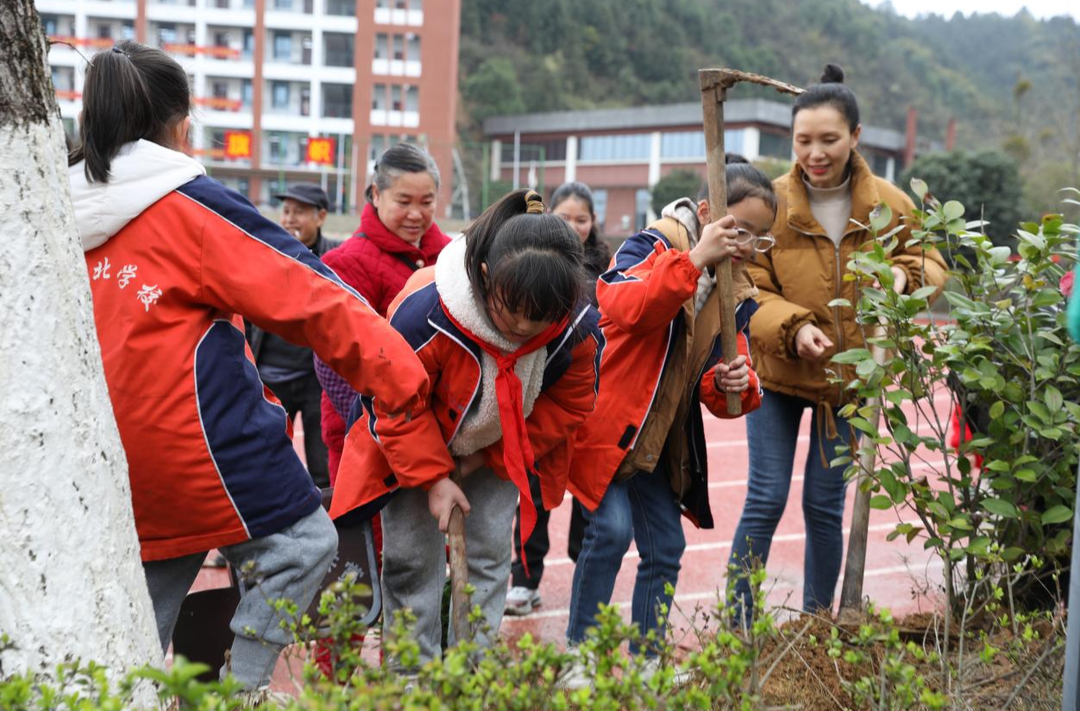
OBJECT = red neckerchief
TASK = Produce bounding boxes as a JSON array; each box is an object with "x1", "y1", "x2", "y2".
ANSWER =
[
  {"x1": 438, "y1": 299, "x2": 569, "y2": 576},
  {"x1": 358, "y1": 202, "x2": 448, "y2": 257}
]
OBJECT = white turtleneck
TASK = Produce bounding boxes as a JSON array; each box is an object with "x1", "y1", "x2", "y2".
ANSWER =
[{"x1": 804, "y1": 174, "x2": 853, "y2": 247}]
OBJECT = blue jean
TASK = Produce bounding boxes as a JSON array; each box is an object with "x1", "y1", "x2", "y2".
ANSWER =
[
  {"x1": 729, "y1": 388, "x2": 851, "y2": 616},
  {"x1": 567, "y1": 468, "x2": 685, "y2": 656}
]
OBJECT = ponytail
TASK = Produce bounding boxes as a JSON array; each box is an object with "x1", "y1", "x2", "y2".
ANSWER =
[
  {"x1": 464, "y1": 189, "x2": 585, "y2": 322},
  {"x1": 70, "y1": 40, "x2": 190, "y2": 183}
]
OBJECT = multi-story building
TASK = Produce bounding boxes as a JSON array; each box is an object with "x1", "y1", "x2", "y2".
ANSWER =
[
  {"x1": 484, "y1": 100, "x2": 941, "y2": 238},
  {"x1": 39, "y1": 0, "x2": 461, "y2": 212}
]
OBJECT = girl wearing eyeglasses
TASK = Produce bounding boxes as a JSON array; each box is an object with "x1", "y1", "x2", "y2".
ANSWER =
[
  {"x1": 731, "y1": 64, "x2": 948, "y2": 625},
  {"x1": 561, "y1": 153, "x2": 772, "y2": 685}
]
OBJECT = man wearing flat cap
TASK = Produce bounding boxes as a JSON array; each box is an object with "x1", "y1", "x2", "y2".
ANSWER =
[{"x1": 246, "y1": 184, "x2": 341, "y2": 488}]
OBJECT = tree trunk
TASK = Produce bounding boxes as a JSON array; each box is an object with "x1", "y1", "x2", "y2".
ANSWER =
[{"x1": 0, "y1": 1, "x2": 160, "y2": 680}]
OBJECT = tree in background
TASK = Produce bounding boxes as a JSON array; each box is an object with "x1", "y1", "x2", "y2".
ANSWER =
[
  {"x1": 462, "y1": 58, "x2": 526, "y2": 123},
  {"x1": 0, "y1": 1, "x2": 160, "y2": 682},
  {"x1": 900, "y1": 151, "x2": 1024, "y2": 246},
  {"x1": 650, "y1": 169, "x2": 701, "y2": 216}
]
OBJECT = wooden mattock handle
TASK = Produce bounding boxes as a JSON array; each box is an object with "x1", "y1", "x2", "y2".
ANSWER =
[
  {"x1": 447, "y1": 467, "x2": 470, "y2": 643},
  {"x1": 699, "y1": 70, "x2": 742, "y2": 416}
]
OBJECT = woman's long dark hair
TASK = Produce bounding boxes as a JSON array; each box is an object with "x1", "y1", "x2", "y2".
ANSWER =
[
  {"x1": 551, "y1": 181, "x2": 609, "y2": 281},
  {"x1": 463, "y1": 189, "x2": 586, "y2": 323},
  {"x1": 70, "y1": 40, "x2": 191, "y2": 183}
]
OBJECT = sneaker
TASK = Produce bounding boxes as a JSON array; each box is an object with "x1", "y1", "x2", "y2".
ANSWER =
[
  {"x1": 504, "y1": 586, "x2": 541, "y2": 616},
  {"x1": 236, "y1": 686, "x2": 293, "y2": 709},
  {"x1": 639, "y1": 657, "x2": 694, "y2": 688},
  {"x1": 554, "y1": 657, "x2": 592, "y2": 690}
]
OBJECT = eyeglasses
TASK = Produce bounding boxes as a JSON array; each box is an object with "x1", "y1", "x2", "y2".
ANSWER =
[{"x1": 733, "y1": 227, "x2": 776, "y2": 253}]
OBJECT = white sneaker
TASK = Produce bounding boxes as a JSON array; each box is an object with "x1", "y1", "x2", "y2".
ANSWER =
[
  {"x1": 640, "y1": 657, "x2": 694, "y2": 688},
  {"x1": 554, "y1": 657, "x2": 592, "y2": 690},
  {"x1": 504, "y1": 586, "x2": 541, "y2": 616},
  {"x1": 236, "y1": 686, "x2": 293, "y2": 709}
]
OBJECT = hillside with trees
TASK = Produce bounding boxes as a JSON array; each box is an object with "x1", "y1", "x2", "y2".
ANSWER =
[{"x1": 458, "y1": 0, "x2": 1080, "y2": 215}]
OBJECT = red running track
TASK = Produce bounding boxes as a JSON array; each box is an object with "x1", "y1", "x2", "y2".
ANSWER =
[{"x1": 190, "y1": 391, "x2": 951, "y2": 679}]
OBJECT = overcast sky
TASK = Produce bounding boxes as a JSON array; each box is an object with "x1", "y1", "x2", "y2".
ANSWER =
[{"x1": 860, "y1": 0, "x2": 1079, "y2": 20}]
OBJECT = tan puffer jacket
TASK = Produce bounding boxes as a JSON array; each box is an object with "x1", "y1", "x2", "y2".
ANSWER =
[{"x1": 746, "y1": 151, "x2": 948, "y2": 408}]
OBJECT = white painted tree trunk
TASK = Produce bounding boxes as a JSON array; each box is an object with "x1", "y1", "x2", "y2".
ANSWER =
[{"x1": 0, "y1": 1, "x2": 160, "y2": 682}]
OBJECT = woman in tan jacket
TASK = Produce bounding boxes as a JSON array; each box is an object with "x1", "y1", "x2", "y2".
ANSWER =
[{"x1": 730, "y1": 64, "x2": 947, "y2": 622}]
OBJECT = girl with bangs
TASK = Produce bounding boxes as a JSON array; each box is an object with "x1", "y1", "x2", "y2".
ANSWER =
[{"x1": 329, "y1": 189, "x2": 603, "y2": 670}]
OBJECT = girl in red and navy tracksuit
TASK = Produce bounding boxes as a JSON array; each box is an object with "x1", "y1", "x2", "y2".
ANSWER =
[
  {"x1": 565, "y1": 157, "x2": 776, "y2": 671},
  {"x1": 330, "y1": 190, "x2": 603, "y2": 670},
  {"x1": 69, "y1": 41, "x2": 428, "y2": 692}
]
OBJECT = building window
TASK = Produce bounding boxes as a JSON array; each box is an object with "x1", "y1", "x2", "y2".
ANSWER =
[
  {"x1": 758, "y1": 130, "x2": 791, "y2": 159},
  {"x1": 241, "y1": 79, "x2": 253, "y2": 109},
  {"x1": 390, "y1": 85, "x2": 402, "y2": 111},
  {"x1": 157, "y1": 25, "x2": 176, "y2": 45},
  {"x1": 635, "y1": 188, "x2": 651, "y2": 231},
  {"x1": 300, "y1": 86, "x2": 311, "y2": 116},
  {"x1": 407, "y1": 33, "x2": 420, "y2": 61},
  {"x1": 323, "y1": 83, "x2": 353, "y2": 118},
  {"x1": 394, "y1": 0, "x2": 406, "y2": 8},
  {"x1": 42, "y1": 15, "x2": 58, "y2": 36},
  {"x1": 272, "y1": 81, "x2": 290, "y2": 109},
  {"x1": 374, "y1": 33, "x2": 389, "y2": 60},
  {"x1": 369, "y1": 135, "x2": 385, "y2": 161},
  {"x1": 211, "y1": 80, "x2": 228, "y2": 99},
  {"x1": 324, "y1": 33, "x2": 354, "y2": 67},
  {"x1": 405, "y1": 85, "x2": 418, "y2": 113},
  {"x1": 122, "y1": 23, "x2": 135, "y2": 40},
  {"x1": 213, "y1": 31, "x2": 230, "y2": 48},
  {"x1": 274, "y1": 0, "x2": 294, "y2": 10},
  {"x1": 578, "y1": 134, "x2": 651, "y2": 162},
  {"x1": 372, "y1": 84, "x2": 387, "y2": 110},
  {"x1": 660, "y1": 129, "x2": 745, "y2": 159},
  {"x1": 392, "y1": 35, "x2": 404, "y2": 60},
  {"x1": 243, "y1": 30, "x2": 255, "y2": 58},
  {"x1": 376, "y1": 0, "x2": 388, "y2": 7},
  {"x1": 592, "y1": 189, "x2": 608, "y2": 231},
  {"x1": 273, "y1": 32, "x2": 292, "y2": 61},
  {"x1": 326, "y1": 0, "x2": 354, "y2": 16}
]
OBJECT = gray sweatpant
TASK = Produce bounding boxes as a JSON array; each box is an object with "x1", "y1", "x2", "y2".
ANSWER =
[
  {"x1": 380, "y1": 467, "x2": 519, "y2": 671},
  {"x1": 142, "y1": 507, "x2": 338, "y2": 689}
]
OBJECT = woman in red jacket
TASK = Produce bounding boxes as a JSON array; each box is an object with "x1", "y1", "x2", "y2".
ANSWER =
[
  {"x1": 314, "y1": 143, "x2": 451, "y2": 480},
  {"x1": 69, "y1": 41, "x2": 428, "y2": 697},
  {"x1": 330, "y1": 190, "x2": 603, "y2": 671}
]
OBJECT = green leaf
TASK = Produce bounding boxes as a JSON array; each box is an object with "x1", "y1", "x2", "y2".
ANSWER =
[
  {"x1": 1014, "y1": 469, "x2": 1038, "y2": 483},
  {"x1": 827, "y1": 298, "x2": 852, "y2": 309},
  {"x1": 832, "y1": 348, "x2": 872, "y2": 365},
  {"x1": 869, "y1": 495, "x2": 893, "y2": 510},
  {"x1": 909, "y1": 286, "x2": 938, "y2": 301},
  {"x1": 1041, "y1": 505, "x2": 1073, "y2": 525},
  {"x1": 870, "y1": 203, "x2": 893, "y2": 233},
  {"x1": 848, "y1": 417, "x2": 880, "y2": 437},
  {"x1": 988, "y1": 401, "x2": 1005, "y2": 420},
  {"x1": 942, "y1": 201, "x2": 965, "y2": 222},
  {"x1": 1045, "y1": 386, "x2": 1064, "y2": 413},
  {"x1": 910, "y1": 178, "x2": 928, "y2": 200},
  {"x1": 982, "y1": 498, "x2": 1020, "y2": 518}
]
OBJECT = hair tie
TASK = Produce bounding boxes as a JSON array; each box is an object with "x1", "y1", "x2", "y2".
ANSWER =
[
  {"x1": 524, "y1": 190, "x2": 544, "y2": 215},
  {"x1": 111, "y1": 46, "x2": 126, "y2": 55}
]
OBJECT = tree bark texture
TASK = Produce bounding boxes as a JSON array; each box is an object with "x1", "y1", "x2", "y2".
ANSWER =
[{"x1": 0, "y1": 1, "x2": 160, "y2": 680}]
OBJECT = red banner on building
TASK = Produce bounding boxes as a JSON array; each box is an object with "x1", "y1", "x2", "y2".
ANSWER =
[
  {"x1": 223, "y1": 130, "x2": 252, "y2": 160},
  {"x1": 306, "y1": 137, "x2": 336, "y2": 166}
]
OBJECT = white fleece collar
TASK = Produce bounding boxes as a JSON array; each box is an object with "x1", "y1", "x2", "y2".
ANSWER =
[
  {"x1": 70, "y1": 140, "x2": 206, "y2": 252},
  {"x1": 434, "y1": 235, "x2": 549, "y2": 456},
  {"x1": 660, "y1": 197, "x2": 717, "y2": 314}
]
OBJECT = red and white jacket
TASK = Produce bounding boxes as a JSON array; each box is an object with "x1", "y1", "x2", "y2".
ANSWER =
[
  {"x1": 72, "y1": 140, "x2": 428, "y2": 561},
  {"x1": 569, "y1": 210, "x2": 761, "y2": 526},
  {"x1": 329, "y1": 235, "x2": 603, "y2": 521}
]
